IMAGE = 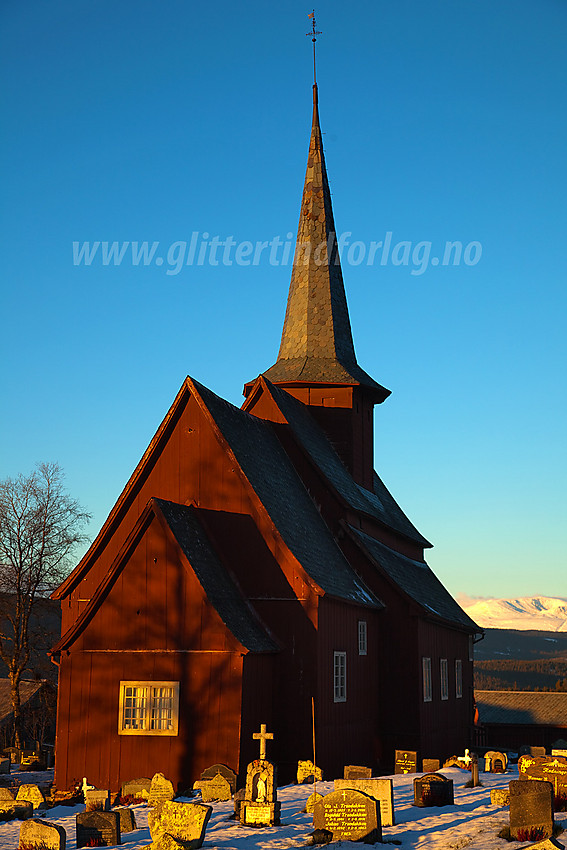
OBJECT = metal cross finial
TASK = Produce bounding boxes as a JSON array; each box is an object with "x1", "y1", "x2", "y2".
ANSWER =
[
  {"x1": 252, "y1": 723, "x2": 274, "y2": 760},
  {"x1": 306, "y1": 11, "x2": 322, "y2": 85}
]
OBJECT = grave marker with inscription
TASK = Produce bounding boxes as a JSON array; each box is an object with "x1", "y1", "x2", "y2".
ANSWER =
[
  {"x1": 121, "y1": 777, "x2": 151, "y2": 799},
  {"x1": 297, "y1": 759, "x2": 323, "y2": 784},
  {"x1": 422, "y1": 759, "x2": 440, "y2": 773},
  {"x1": 334, "y1": 777, "x2": 395, "y2": 826},
  {"x1": 200, "y1": 763, "x2": 237, "y2": 794},
  {"x1": 16, "y1": 784, "x2": 45, "y2": 809},
  {"x1": 484, "y1": 750, "x2": 508, "y2": 773},
  {"x1": 395, "y1": 750, "x2": 417, "y2": 774},
  {"x1": 76, "y1": 810, "x2": 120, "y2": 848},
  {"x1": 148, "y1": 800, "x2": 211, "y2": 848},
  {"x1": 413, "y1": 773, "x2": 454, "y2": 808},
  {"x1": 519, "y1": 756, "x2": 567, "y2": 796},
  {"x1": 509, "y1": 778, "x2": 554, "y2": 840},
  {"x1": 313, "y1": 789, "x2": 381, "y2": 844},
  {"x1": 85, "y1": 789, "x2": 110, "y2": 811},
  {"x1": 19, "y1": 818, "x2": 67, "y2": 850},
  {"x1": 148, "y1": 772, "x2": 176, "y2": 807},
  {"x1": 193, "y1": 772, "x2": 232, "y2": 802},
  {"x1": 116, "y1": 807, "x2": 137, "y2": 833},
  {"x1": 240, "y1": 723, "x2": 280, "y2": 827},
  {"x1": 343, "y1": 764, "x2": 372, "y2": 780}
]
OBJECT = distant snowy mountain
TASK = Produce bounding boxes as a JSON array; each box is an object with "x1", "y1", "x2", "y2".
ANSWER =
[{"x1": 463, "y1": 596, "x2": 567, "y2": 632}]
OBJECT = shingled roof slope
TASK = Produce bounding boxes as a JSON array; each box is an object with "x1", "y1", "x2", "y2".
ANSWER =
[
  {"x1": 349, "y1": 526, "x2": 478, "y2": 631},
  {"x1": 262, "y1": 85, "x2": 389, "y2": 402},
  {"x1": 262, "y1": 379, "x2": 430, "y2": 547},
  {"x1": 193, "y1": 379, "x2": 381, "y2": 609},
  {"x1": 0, "y1": 679, "x2": 47, "y2": 725},
  {"x1": 154, "y1": 499, "x2": 278, "y2": 653},
  {"x1": 475, "y1": 690, "x2": 567, "y2": 727}
]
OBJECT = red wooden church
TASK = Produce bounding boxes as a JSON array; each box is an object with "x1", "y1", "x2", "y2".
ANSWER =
[{"x1": 51, "y1": 83, "x2": 480, "y2": 791}]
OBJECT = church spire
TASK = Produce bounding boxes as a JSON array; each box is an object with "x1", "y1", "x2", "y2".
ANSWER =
[{"x1": 262, "y1": 82, "x2": 390, "y2": 403}]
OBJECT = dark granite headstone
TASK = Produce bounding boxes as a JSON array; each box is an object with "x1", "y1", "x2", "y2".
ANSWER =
[
  {"x1": 76, "y1": 810, "x2": 121, "y2": 848},
  {"x1": 343, "y1": 765, "x2": 372, "y2": 780},
  {"x1": 509, "y1": 779, "x2": 554, "y2": 840},
  {"x1": 233, "y1": 788, "x2": 245, "y2": 820},
  {"x1": 200, "y1": 763, "x2": 237, "y2": 794},
  {"x1": 413, "y1": 773, "x2": 454, "y2": 808},
  {"x1": 313, "y1": 789, "x2": 381, "y2": 844},
  {"x1": 395, "y1": 750, "x2": 418, "y2": 774},
  {"x1": 116, "y1": 807, "x2": 137, "y2": 833},
  {"x1": 422, "y1": 759, "x2": 440, "y2": 773}
]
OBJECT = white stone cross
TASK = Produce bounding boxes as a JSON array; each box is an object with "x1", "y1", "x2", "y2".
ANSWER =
[{"x1": 252, "y1": 723, "x2": 274, "y2": 760}]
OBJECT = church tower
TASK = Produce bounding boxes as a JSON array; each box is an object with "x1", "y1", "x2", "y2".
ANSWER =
[{"x1": 244, "y1": 83, "x2": 389, "y2": 490}]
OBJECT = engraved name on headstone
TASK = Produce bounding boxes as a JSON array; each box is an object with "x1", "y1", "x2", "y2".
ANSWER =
[
  {"x1": 313, "y1": 789, "x2": 381, "y2": 844},
  {"x1": 334, "y1": 777, "x2": 395, "y2": 827},
  {"x1": 76, "y1": 810, "x2": 120, "y2": 848},
  {"x1": 413, "y1": 773, "x2": 454, "y2": 808},
  {"x1": 395, "y1": 750, "x2": 418, "y2": 774}
]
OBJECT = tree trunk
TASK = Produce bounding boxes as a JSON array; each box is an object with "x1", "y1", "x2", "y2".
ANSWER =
[{"x1": 9, "y1": 673, "x2": 22, "y2": 750}]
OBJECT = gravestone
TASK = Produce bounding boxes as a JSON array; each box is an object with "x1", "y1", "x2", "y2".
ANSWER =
[
  {"x1": 148, "y1": 772, "x2": 176, "y2": 807},
  {"x1": 148, "y1": 799, "x2": 211, "y2": 847},
  {"x1": 85, "y1": 789, "x2": 110, "y2": 811},
  {"x1": 0, "y1": 788, "x2": 14, "y2": 800},
  {"x1": 76, "y1": 810, "x2": 121, "y2": 848},
  {"x1": 343, "y1": 765, "x2": 372, "y2": 780},
  {"x1": 0, "y1": 757, "x2": 10, "y2": 774},
  {"x1": 395, "y1": 750, "x2": 417, "y2": 774},
  {"x1": 552, "y1": 748, "x2": 567, "y2": 758},
  {"x1": 16, "y1": 784, "x2": 45, "y2": 809},
  {"x1": 233, "y1": 788, "x2": 245, "y2": 820},
  {"x1": 19, "y1": 818, "x2": 66, "y2": 850},
  {"x1": 531, "y1": 747, "x2": 547, "y2": 758},
  {"x1": 0, "y1": 800, "x2": 33, "y2": 820},
  {"x1": 520, "y1": 756, "x2": 567, "y2": 796},
  {"x1": 116, "y1": 807, "x2": 137, "y2": 833},
  {"x1": 485, "y1": 750, "x2": 508, "y2": 773},
  {"x1": 305, "y1": 792, "x2": 324, "y2": 813},
  {"x1": 491, "y1": 788, "x2": 510, "y2": 806},
  {"x1": 297, "y1": 759, "x2": 323, "y2": 784},
  {"x1": 240, "y1": 759, "x2": 281, "y2": 826},
  {"x1": 121, "y1": 777, "x2": 152, "y2": 799},
  {"x1": 313, "y1": 789, "x2": 381, "y2": 844},
  {"x1": 509, "y1": 779, "x2": 554, "y2": 840},
  {"x1": 471, "y1": 755, "x2": 480, "y2": 787},
  {"x1": 422, "y1": 759, "x2": 440, "y2": 773},
  {"x1": 150, "y1": 836, "x2": 187, "y2": 850},
  {"x1": 19, "y1": 818, "x2": 65, "y2": 849},
  {"x1": 413, "y1": 773, "x2": 454, "y2": 807},
  {"x1": 193, "y1": 772, "x2": 232, "y2": 802},
  {"x1": 520, "y1": 839, "x2": 564, "y2": 849},
  {"x1": 200, "y1": 763, "x2": 237, "y2": 794},
  {"x1": 551, "y1": 739, "x2": 567, "y2": 752},
  {"x1": 335, "y1": 778, "x2": 394, "y2": 827}
]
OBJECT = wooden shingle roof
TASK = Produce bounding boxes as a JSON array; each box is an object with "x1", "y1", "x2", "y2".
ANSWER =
[{"x1": 476, "y1": 690, "x2": 567, "y2": 727}]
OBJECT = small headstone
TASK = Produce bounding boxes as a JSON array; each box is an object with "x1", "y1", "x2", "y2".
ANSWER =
[
  {"x1": 193, "y1": 772, "x2": 232, "y2": 802},
  {"x1": 343, "y1": 765, "x2": 372, "y2": 780},
  {"x1": 19, "y1": 818, "x2": 66, "y2": 850},
  {"x1": 313, "y1": 789, "x2": 381, "y2": 844},
  {"x1": 148, "y1": 772, "x2": 176, "y2": 807},
  {"x1": 485, "y1": 750, "x2": 508, "y2": 773},
  {"x1": 491, "y1": 788, "x2": 510, "y2": 806},
  {"x1": 552, "y1": 748, "x2": 567, "y2": 758},
  {"x1": 0, "y1": 788, "x2": 14, "y2": 800},
  {"x1": 422, "y1": 759, "x2": 440, "y2": 773},
  {"x1": 16, "y1": 784, "x2": 45, "y2": 809},
  {"x1": 297, "y1": 759, "x2": 323, "y2": 784},
  {"x1": 531, "y1": 747, "x2": 547, "y2": 757},
  {"x1": 413, "y1": 773, "x2": 454, "y2": 807},
  {"x1": 0, "y1": 800, "x2": 33, "y2": 820},
  {"x1": 305, "y1": 792, "x2": 324, "y2": 813},
  {"x1": 233, "y1": 788, "x2": 245, "y2": 820},
  {"x1": 116, "y1": 807, "x2": 137, "y2": 833},
  {"x1": 334, "y1": 778, "x2": 395, "y2": 827},
  {"x1": 148, "y1": 799, "x2": 211, "y2": 847},
  {"x1": 84, "y1": 789, "x2": 110, "y2": 811},
  {"x1": 76, "y1": 810, "x2": 121, "y2": 848},
  {"x1": 0, "y1": 757, "x2": 10, "y2": 774},
  {"x1": 509, "y1": 779, "x2": 554, "y2": 841},
  {"x1": 240, "y1": 758, "x2": 281, "y2": 826},
  {"x1": 395, "y1": 750, "x2": 417, "y2": 774},
  {"x1": 443, "y1": 755, "x2": 462, "y2": 768},
  {"x1": 551, "y1": 738, "x2": 567, "y2": 752},
  {"x1": 200, "y1": 763, "x2": 237, "y2": 794},
  {"x1": 121, "y1": 777, "x2": 152, "y2": 799}
]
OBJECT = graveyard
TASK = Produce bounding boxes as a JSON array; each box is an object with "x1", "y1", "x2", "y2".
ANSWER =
[{"x1": 2, "y1": 744, "x2": 567, "y2": 849}]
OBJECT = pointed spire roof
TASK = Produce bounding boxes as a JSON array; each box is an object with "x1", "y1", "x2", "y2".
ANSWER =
[{"x1": 262, "y1": 84, "x2": 390, "y2": 403}]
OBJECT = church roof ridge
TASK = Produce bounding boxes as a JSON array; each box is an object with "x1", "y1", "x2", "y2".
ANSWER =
[{"x1": 261, "y1": 84, "x2": 390, "y2": 402}]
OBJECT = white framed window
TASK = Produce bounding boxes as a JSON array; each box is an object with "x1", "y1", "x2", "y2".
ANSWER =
[
  {"x1": 440, "y1": 659, "x2": 449, "y2": 700},
  {"x1": 358, "y1": 620, "x2": 367, "y2": 655},
  {"x1": 333, "y1": 652, "x2": 347, "y2": 702},
  {"x1": 118, "y1": 681, "x2": 180, "y2": 736},
  {"x1": 455, "y1": 659, "x2": 463, "y2": 698},
  {"x1": 422, "y1": 657, "x2": 432, "y2": 702}
]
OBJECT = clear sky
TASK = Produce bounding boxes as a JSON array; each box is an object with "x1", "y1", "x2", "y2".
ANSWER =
[{"x1": 1, "y1": 1, "x2": 566, "y2": 601}]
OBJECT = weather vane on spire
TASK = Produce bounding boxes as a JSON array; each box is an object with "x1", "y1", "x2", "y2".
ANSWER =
[{"x1": 306, "y1": 11, "x2": 322, "y2": 85}]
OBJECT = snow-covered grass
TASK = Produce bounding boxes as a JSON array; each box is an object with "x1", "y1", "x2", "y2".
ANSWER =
[{"x1": 1, "y1": 766, "x2": 566, "y2": 849}]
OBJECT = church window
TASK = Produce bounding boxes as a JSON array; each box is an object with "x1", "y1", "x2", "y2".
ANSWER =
[
  {"x1": 440, "y1": 659, "x2": 449, "y2": 700},
  {"x1": 422, "y1": 657, "x2": 432, "y2": 702},
  {"x1": 118, "y1": 681, "x2": 180, "y2": 735},
  {"x1": 455, "y1": 659, "x2": 463, "y2": 698},
  {"x1": 358, "y1": 620, "x2": 367, "y2": 655},
  {"x1": 333, "y1": 652, "x2": 346, "y2": 702}
]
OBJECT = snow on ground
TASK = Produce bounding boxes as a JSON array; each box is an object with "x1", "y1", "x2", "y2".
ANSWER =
[{"x1": 1, "y1": 765, "x2": 566, "y2": 849}]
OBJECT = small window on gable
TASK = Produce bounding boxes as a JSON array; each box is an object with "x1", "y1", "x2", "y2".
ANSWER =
[
  {"x1": 455, "y1": 659, "x2": 463, "y2": 698},
  {"x1": 422, "y1": 657, "x2": 432, "y2": 702},
  {"x1": 118, "y1": 681, "x2": 180, "y2": 736},
  {"x1": 334, "y1": 652, "x2": 346, "y2": 702},
  {"x1": 440, "y1": 659, "x2": 449, "y2": 700},
  {"x1": 358, "y1": 620, "x2": 367, "y2": 655}
]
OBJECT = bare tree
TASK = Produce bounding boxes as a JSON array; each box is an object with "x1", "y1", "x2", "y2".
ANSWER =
[{"x1": 0, "y1": 462, "x2": 90, "y2": 748}]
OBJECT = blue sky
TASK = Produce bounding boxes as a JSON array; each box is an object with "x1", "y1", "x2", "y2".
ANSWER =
[{"x1": 1, "y1": 0, "x2": 566, "y2": 601}]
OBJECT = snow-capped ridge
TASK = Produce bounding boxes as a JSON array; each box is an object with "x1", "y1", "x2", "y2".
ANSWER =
[{"x1": 463, "y1": 595, "x2": 567, "y2": 632}]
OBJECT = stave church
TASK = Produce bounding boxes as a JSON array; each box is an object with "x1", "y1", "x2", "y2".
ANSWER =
[{"x1": 51, "y1": 76, "x2": 480, "y2": 791}]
